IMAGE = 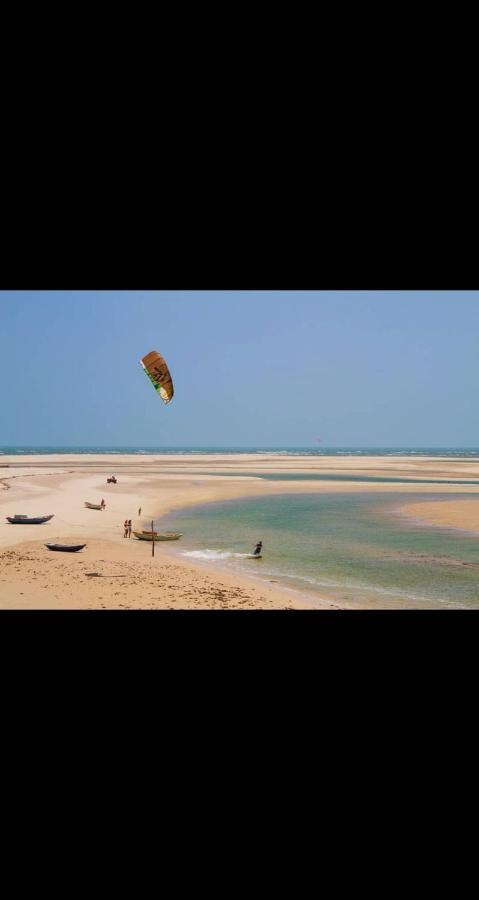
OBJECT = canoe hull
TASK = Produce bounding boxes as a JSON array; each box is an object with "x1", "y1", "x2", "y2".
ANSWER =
[
  {"x1": 6, "y1": 515, "x2": 54, "y2": 524},
  {"x1": 133, "y1": 531, "x2": 182, "y2": 541},
  {"x1": 46, "y1": 544, "x2": 86, "y2": 553}
]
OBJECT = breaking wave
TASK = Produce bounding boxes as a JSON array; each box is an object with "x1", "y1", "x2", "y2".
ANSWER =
[{"x1": 181, "y1": 549, "x2": 253, "y2": 561}]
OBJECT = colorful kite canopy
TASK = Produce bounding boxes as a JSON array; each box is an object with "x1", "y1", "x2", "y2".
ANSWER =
[{"x1": 140, "y1": 350, "x2": 174, "y2": 404}]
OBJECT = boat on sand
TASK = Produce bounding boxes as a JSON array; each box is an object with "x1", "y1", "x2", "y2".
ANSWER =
[
  {"x1": 6, "y1": 514, "x2": 54, "y2": 524},
  {"x1": 133, "y1": 531, "x2": 182, "y2": 541},
  {"x1": 45, "y1": 543, "x2": 86, "y2": 553},
  {"x1": 84, "y1": 502, "x2": 105, "y2": 510}
]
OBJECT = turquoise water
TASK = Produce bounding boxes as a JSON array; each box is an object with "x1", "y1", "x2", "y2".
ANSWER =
[
  {"x1": 200, "y1": 472, "x2": 479, "y2": 485},
  {"x1": 3, "y1": 446, "x2": 479, "y2": 457},
  {"x1": 157, "y1": 492, "x2": 479, "y2": 609}
]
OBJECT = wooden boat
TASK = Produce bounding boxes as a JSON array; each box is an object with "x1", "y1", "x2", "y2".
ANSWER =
[
  {"x1": 46, "y1": 543, "x2": 86, "y2": 553},
  {"x1": 133, "y1": 531, "x2": 182, "y2": 541},
  {"x1": 6, "y1": 514, "x2": 54, "y2": 524},
  {"x1": 84, "y1": 502, "x2": 105, "y2": 510}
]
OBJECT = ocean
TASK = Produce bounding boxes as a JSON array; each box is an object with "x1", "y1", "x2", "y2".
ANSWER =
[
  {"x1": 2, "y1": 446, "x2": 479, "y2": 457},
  {"x1": 157, "y1": 492, "x2": 479, "y2": 609}
]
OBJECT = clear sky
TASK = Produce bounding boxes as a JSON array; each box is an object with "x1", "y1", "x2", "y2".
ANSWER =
[{"x1": 1, "y1": 291, "x2": 478, "y2": 447}]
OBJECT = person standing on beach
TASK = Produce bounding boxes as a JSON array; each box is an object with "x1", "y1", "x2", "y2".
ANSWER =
[
  {"x1": 128, "y1": 519, "x2": 132, "y2": 538},
  {"x1": 124, "y1": 519, "x2": 128, "y2": 538},
  {"x1": 138, "y1": 507, "x2": 142, "y2": 517}
]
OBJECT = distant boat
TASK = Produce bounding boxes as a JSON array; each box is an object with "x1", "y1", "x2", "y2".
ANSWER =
[
  {"x1": 84, "y1": 502, "x2": 105, "y2": 510},
  {"x1": 6, "y1": 514, "x2": 54, "y2": 524},
  {"x1": 133, "y1": 531, "x2": 182, "y2": 541},
  {"x1": 46, "y1": 543, "x2": 86, "y2": 553}
]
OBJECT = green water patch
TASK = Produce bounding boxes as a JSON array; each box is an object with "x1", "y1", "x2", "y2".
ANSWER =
[
  {"x1": 198, "y1": 471, "x2": 479, "y2": 486},
  {"x1": 157, "y1": 492, "x2": 479, "y2": 609}
]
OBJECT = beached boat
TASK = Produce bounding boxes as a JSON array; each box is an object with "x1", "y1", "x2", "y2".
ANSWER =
[
  {"x1": 84, "y1": 502, "x2": 105, "y2": 510},
  {"x1": 133, "y1": 531, "x2": 182, "y2": 541},
  {"x1": 6, "y1": 514, "x2": 54, "y2": 524},
  {"x1": 45, "y1": 543, "x2": 86, "y2": 553}
]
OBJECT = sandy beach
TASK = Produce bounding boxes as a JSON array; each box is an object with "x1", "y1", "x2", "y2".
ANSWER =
[{"x1": 2, "y1": 453, "x2": 479, "y2": 609}]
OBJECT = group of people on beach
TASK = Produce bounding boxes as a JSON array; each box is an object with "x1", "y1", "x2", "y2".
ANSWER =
[{"x1": 122, "y1": 509, "x2": 142, "y2": 538}]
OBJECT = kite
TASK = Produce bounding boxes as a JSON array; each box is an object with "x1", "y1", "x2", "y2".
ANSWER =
[{"x1": 140, "y1": 350, "x2": 174, "y2": 404}]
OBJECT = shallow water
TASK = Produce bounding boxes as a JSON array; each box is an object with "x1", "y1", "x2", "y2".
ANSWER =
[
  {"x1": 200, "y1": 472, "x2": 479, "y2": 485},
  {"x1": 158, "y1": 492, "x2": 479, "y2": 609}
]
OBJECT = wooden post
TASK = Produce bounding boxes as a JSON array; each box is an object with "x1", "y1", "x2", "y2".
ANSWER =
[{"x1": 151, "y1": 519, "x2": 155, "y2": 557}]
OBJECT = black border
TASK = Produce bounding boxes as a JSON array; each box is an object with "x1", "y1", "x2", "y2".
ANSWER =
[{"x1": 1, "y1": 157, "x2": 476, "y2": 288}]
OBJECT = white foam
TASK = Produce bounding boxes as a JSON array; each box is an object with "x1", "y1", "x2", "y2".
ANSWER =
[{"x1": 181, "y1": 549, "x2": 251, "y2": 561}]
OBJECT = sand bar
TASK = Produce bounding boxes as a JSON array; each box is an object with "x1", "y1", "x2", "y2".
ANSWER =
[{"x1": 399, "y1": 496, "x2": 479, "y2": 535}]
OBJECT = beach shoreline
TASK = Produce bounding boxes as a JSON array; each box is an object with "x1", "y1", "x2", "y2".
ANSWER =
[{"x1": 2, "y1": 453, "x2": 479, "y2": 609}]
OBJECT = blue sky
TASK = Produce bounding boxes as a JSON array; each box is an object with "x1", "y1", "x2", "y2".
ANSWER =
[{"x1": 1, "y1": 291, "x2": 478, "y2": 447}]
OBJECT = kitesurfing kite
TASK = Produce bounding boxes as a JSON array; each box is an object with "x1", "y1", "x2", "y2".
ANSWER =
[{"x1": 140, "y1": 350, "x2": 174, "y2": 404}]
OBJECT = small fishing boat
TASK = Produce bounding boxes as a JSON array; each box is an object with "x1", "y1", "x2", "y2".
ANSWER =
[
  {"x1": 6, "y1": 514, "x2": 54, "y2": 524},
  {"x1": 84, "y1": 502, "x2": 105, "y2": 510},
  {"x1": 45, "y1": 543, "x2": 86, "y2": 553},
  {"x1": 133, "y1": 531, "x2": 182, "y2": 541}
]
